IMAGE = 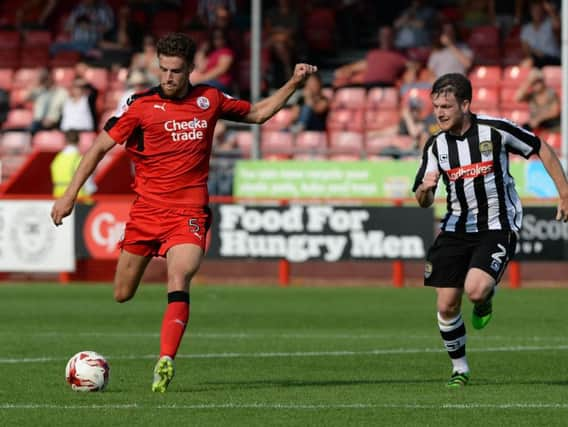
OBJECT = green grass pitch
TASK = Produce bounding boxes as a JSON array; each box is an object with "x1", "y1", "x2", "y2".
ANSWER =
[{"x1": 1, "y1": 283, "x2": 567, "y2": 426}]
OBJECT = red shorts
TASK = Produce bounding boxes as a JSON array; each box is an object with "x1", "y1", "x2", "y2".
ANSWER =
[{"x1": 118, "y1": 197, "x2": 212, "y2": 257}]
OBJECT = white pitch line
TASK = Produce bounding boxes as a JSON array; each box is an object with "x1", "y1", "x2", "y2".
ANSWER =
[
  {"x1": 1, "y1": 402, "x2": 568, "y2": 410},
  {"x1": 1, "y1": 344, "x2": 568, "y2": 364}
]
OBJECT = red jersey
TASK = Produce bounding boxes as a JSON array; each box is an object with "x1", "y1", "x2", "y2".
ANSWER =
[{"x1": 104, "y1": 85, "x2": 251, "y2": 207}]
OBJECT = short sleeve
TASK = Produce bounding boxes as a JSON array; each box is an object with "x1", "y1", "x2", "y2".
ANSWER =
[
  {"x1": 412, "y1": 137, "x2": 439, "y2": 193},
  {"x1": 217, "y1": 90, "x2": 251, "y2": 121},
  {"x1": 103, "y1": 96, "x2": 142, "y2": 144}
]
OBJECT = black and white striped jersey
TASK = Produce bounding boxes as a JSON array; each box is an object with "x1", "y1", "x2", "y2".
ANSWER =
[{"x1": 413, "y1": 114, "x2": 541, "y2": 233}]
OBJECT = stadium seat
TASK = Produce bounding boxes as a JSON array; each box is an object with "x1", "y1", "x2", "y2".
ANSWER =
[
  {"x1": 328, "y1": 131, "x2": 364, "y2": 156},
  {"x1": 469, "y1": 66, "x2": 502, "y2": 88},
  {"x1": 500, "y1": 109, "x2": 530, "y2": 125},
  {"x1": 262, "y1": 108, "x2": 295, "y2": 131},
  {"x1": 0, "y1": 131, "x2": 32, "y2": 154},
  {"x1": 304, "y1": 7, "x2": 336, "y2": 53},
  {"x1": 32, "y1": 130, "x2": 66, "y2": 151},
  {"x1": 326, "y1": 109, "x2": 364, "y2": 132},
  {"x1": 401, "y1": 87, "x2": 432, "y2": 113},
  {"x1": 151, "y1": 10, "x2": 182, "y2": 37},
  {"x1": 234, "y1": 130, "x2": 253, "y2": 157},
  {"x1": 13, "y1": 68, "x2": 41, "y2": 89},
  {"x1": 366, "y1": 87, "x2": 399, "y2": 110},
  {"x1": 295, "y1": 131, "x2": 327, "y2": 155},
  {"x1": 1, "y1": 154, "x2": 28, "y2": 181},
  {"x1": 50, "y1": 51, "x2": 81, "y2": 68},
  {"x1": 365, "y1": 133, "x2": 415, "y2": 156},
  {"x1": 475, "y1": 108, "x2": 501, "y2": 117},
  {"x1": 328, "y1": 153, "x2": 361, "y2": 161},
  {"x1": 23, "y1": 30, "x2": 52, "y2": 46},
  {"x1": 261, "y1": 131, "x2": 294, "y2": 157},
  {"x1": 104, "y1": 89, "x2": 124, "y2": 112},
  {"x1": 2, "y1": 109, "x2": 33, "y2": 130},
  {"x1": 331, "y1": 87, "x2": 366, "y2": 110},
  {"x1": 500, "y1": 87, "x2": 529, "y2": 111},
  {"x1": 293, "y1": 152, "x2": 327, "y2": 161},
  {"x1": 52, "y1": 67, "x2": 76, "y2": 88},
  {"x1": 501, "y1": 66, "x2": 530, "y2": 88},
  {"x1": 8, "y1": 88, "x2": 31, "y2": 109},
  {"x1": 471, "y1": 87, "x2": 499, "y2": 109},
  {"x1": 83, "y1": 67, "x2": 109, "y2": 92},
  {"x1": 542, "y1": 66, "x2": 562, "y2": 89},
  {"x1": 0, "y1": 68, "x2": 13, "y2": 90},
  {"x1": 365, "y1": 109, "x2": 400, "y2": 131},
  {"x1": 467, "y1": 25, "x2": 500, "y2": 48},
  {"x1": 0, "y1": 48, "x2": 20, "y2": 68},
  {"x1": 19, "y1": 46, "x2": 50, "y2": 68},
  {"x1": 0, "y1": 30, "x2": 20, "y2": 48}
]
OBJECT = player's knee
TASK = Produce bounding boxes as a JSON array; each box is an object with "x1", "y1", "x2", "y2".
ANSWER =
[
  {"x1": 113, "y1": 281, "x2": 134, "y2": 303},
  {"x1": 437, "y1": 302, "x2": 460, "y2": 319},
  {"x1": 466, "y1": 287, "x2": 489, "y2": 304}
]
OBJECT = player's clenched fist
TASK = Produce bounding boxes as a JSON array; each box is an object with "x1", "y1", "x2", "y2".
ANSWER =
[
  {"x1": 51, "y1": 197, "x2": 75, "y2": 226},
  {"x1": 292, "y1": 63, "x2": 318, "y2": 85},
  {"x1": 422, "y1": 171, "x2": 440, "y2": 191}
]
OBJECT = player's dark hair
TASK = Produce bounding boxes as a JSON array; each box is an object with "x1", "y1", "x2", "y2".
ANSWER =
[
  {"x1": 156, "y1": 32, "x2": 196, "y2": 65},
  {"x1": 431, "y1": 73, "x2": 472, "y2": 103}
]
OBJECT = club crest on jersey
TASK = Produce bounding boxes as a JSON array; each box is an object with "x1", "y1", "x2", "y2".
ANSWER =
[
  {"x1": 197, "y1": 96, "x2": 210, "y2": 110},
  {"x1": 424, "y1": 261, "x2": 433, "y2": 279},
  {"x1": 479, "y1": 140, "x2": 493, "y2": 156}
]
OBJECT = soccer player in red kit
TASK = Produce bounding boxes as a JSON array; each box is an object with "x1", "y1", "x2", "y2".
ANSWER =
[{"x1": 51, "y1": 33, "x2": 318, "y2": 392}]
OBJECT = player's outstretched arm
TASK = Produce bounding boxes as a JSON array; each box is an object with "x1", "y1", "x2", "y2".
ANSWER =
[
  {"x1": 242, "y1": 63, "x2": 318, "y2": 124},
  {"x1": 51, "y1": 131, "x2": 116, "y2": 226},
  {"x1": 538, "y1": 139, "x2": 568, "y2": 222}
]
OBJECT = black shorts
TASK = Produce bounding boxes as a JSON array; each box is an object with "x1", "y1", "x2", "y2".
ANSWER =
[{"x1": 424, "y1": 231, "x2": 517, "y2": 288}]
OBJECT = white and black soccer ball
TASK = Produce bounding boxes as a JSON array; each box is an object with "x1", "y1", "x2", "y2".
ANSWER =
[{"x1": 65, "y1": 351, "x2": 110, "y2": 392}]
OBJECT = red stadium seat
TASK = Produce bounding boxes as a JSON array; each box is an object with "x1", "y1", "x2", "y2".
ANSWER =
[
  {"x1": 542, "y1": 66, "x2": 562, "y2": 89},
  {"x1": 0, "y1": 31, "x2": 20, "y2": 48},
  {"x1": 295, "y1": 131, "x2": 327, "y2": 154},
  {"x1": 1, "y1": 154, "x2": 28, "y2": 181},
  {"x1": 23, "y1": 30, "x2": 52, "y2": 46},
  {"x1": 0, "y1": 48, "x2": 21, "y2": 69},
  {"x1": 19, "y1": 46, "x2": 50, "y2": 68},
  {"x1": 366, "y1": 87, "x2": 399, "y2": 110},
  {"x1": 261, "y1": 131, "x2": 294, "y2": 157},
  {"x1": 13, "y1": 68, "x2": 41, "y2": 89},
  {"x1": 52, "y1": 67, "x2": 76, "y2": 88},
  {"x1": 471, "y1": 87, "x2": 499, "y2": 109},
  {"x1": 151, "y1": 10, "x2": 181, "y2": 37},
  {"x1": 467, "y1": 25, "x2": 500, "y2": 48},
  {"x1": 83, "y1": 67, "x2": 109, "y2": 92},
  {"x1": 500, "y1": 87, "x2": 529, "y2": 110},
  {"x1": 2, "y1": 109, "x2": 33, "y2": 130},
  {"x1": 262, "y1": 108, "x2": 295, "y2": 131},
  {"x1": 328, "y1": 153, "x2": 361, "y2": 161},
  {"x1": 501, "y1": 109, "x2": 530, "y2": 126},
  {"x1": 0, "y1": 68, "x2": 14, "y2": 90},
  {"x1": 1, "y1": 131, "x2": 32, "y2": 154},
  {"x1": 304, "y1": 8, "x2": 336, "y2": 53},
  {"x1": 501, "y1": 66, "x2": 530, "y2": 88},
  {"x1": 50, "y1": 51, "x2": 81, "y2": 68},
  {"x1": 8, "y1": 88, "x2": 31, "y2": 109},
  {"x1": 469, "y1": 66, "x2": 502, "y2": 88},
  {"x1": 365, "y1": 109, "x2": 400, "y2": 131},
  {"x1": 331, "y1": 87, "x2": 366, "y2": 110},
  {"x1": 365, "y1": 133, "x2": 415, "y2": 155},
  {"x1": 328, "y1": 131, "x2": 364, "y2": 156},
  {"x1": 326, "y1": 109, "x2": 364, "y2": 132},
  {"x1": 234, "y1": 130, "x2": 253, "y2": 157},
  {"x1": 32, "y1": 130, "x2": 66, "y2": 151}
]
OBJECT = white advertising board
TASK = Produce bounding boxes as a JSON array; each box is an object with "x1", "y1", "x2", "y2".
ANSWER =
[{"x1": 0, "y1": 201, "x2": 75, "y2": 272}]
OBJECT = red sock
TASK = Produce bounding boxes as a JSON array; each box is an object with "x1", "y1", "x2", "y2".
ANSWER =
[{"x1": 160, "y1": 292, "x2": 190, "y2": 359}]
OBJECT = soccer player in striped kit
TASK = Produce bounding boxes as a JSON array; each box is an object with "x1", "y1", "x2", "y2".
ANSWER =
[
  {"x1": 413, "y1": 73, "x2": 568, "y2": 387},
  {"x1": 51, "y1": 32, "x2": 318, "y2": 392}
]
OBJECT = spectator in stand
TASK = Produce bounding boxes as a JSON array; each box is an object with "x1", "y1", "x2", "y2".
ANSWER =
[
  {"x1": 91, "y1": 4, "x2": 143, "y2": 68},
  {"x1": 520, "y1": 0, "x2": 561, "y2": 67},
  {"x1": 399, "y1": 60, "x2": 432, "y2": 98},
  {"x1": 334, "y1": 26, "x2": 408, "y2": 88},
  {"x1": 59, "y1": 77, "x2": 98, "y2": 132},
  {"x1": 0, "y1": 88, "x2": 9, "y2": 128},
  {"x1": 131, "y1": 35, "x2": 161, "y2": 86},
  {"x1": 115, "y1": 71, "x2": 151, "y2": 116},
  {"x1": 14, "y1": 0, "x2": 59, "y2": 29},
  {"x1": 399, "y1": 97, "x2": 439, "y2": 152},
  {"x1": 289, "y1": 73, "x2": 330, "y2": 132},
  {"x1": 50, "y1": 129, "x2": 96, "y2": 202},
  {"x1": 50, "y1": 0, "x2": 115, "y2": 57},
  {"x1": 265, "y1": 0, "x2": 300, "y2": 90},
  {"x1": 459, "y1": 0, "x2": 496, "y2": 28},
  {"x1": 26, "y1": 68, "x2": 67, "y2": 135},
  {"x1": 197, "y1": 0, "x2": 236, "y2": 27},
  {"x1": 192, "y1": 28, "x2": 235, "y2": 94},
  {"x1": 514, "y1": 68, "x2": 560, "y2": 132},
  {"x1": 393, "y1": 0, "x2": 438, "y2": 50},
  {"x1": 427, "y1": 22, "x2": 474, "y2": 79}
]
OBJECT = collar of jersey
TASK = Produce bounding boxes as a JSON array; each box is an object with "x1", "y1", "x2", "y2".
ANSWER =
[
  {"x1": 157, "y1": 84, "x2": 193, "y2": 101},
  {"x1": 445, "y1": 113, "x2": 478, "y2": 141}
]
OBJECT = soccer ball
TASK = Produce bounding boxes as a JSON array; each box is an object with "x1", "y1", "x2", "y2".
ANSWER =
[{"x1": 65, "y1": 351, "x2": 110, "y2": 392}]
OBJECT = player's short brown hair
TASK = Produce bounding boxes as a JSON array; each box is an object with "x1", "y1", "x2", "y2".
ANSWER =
[
  {"x1": 156, "y1": 33, "x2": 196, "y2": 65},
  {"x1": 431, "y1": 73, "x2": 472, "y2": 103}
]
